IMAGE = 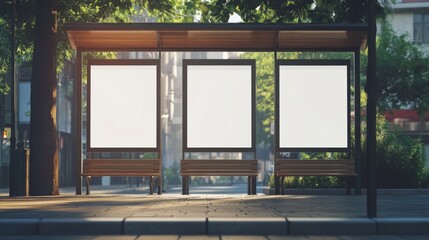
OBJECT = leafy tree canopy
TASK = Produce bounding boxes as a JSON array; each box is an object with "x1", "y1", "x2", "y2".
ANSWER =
[
  {"x1": 204, "y1": 0, "x2": 388, "y2": 23},
  {"x1": 0, "y1": 0, "x2": 201, "y2": 93},
  {"x1": 377, "y1": 22, "x2": 429, "y2": 116}
]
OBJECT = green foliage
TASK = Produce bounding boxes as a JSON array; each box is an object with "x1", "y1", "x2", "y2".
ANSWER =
[
  {"x1": 164, "y1": 162, "x2": 180, "y2": 186},
  {"x1": 361, "y1": 114, "x2": 426, "y2": 188},
  {"x1": 268, "y1": 114, "x2": 427, "y2": 189},
  {"x1": 0, "y1": 16, "x2": 9, "y2": 93},
  {"x1": 377, "y1": 22, "x2": 429, "y2": 116},
  {"x1": 239, "y1": 52, "x2": 274, "y2": 145},
  {"x1": 287, "y1": 176, "x2": 345, "y2": 188},
  {"x1": 205, "y1": 0, "x2": 389, "y2": 23},
  {"x1": 0, "y1": 0, "x2": 185, "y2": 94}
]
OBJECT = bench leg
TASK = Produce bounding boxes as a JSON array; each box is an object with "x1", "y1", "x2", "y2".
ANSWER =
[
  {"x1": 186, "y1": 177, "x2": 190, "y2": 195},
  {"x1": 252, "y1": 176, "x2": 257, "y2": 195},
  {"x1": 149, "y1": 176, "x2": 154, "y2": 195},
  {"x1": 157, "y1": 176, "x2": 162, "y2": 195},
  {"x1": 182, "y1": 176, "x2": 190, "y2": 195},
  {"x1": 274, "y1": 176, "x2": 280, "y2": 195},
  {"x1": 182, "y1": 177, "x2": 187, "y2": 195},
  {"x1": 85, "y1": 176, "x2": 91, "y2": 195},
  {"x1": 247, "y1": 176, "x2": 251, "y2": 195}
]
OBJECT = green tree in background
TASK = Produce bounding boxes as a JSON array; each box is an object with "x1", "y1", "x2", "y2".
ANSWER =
[
  {"x1": 205, "y1": 0, "x2": 388, "y2": 23},
  {"x1": 0, "y1": 0, "x2": 185, "y2": 195},
  {"x1": 377, "y1": 22, "x2": 429, "y2": 116}
]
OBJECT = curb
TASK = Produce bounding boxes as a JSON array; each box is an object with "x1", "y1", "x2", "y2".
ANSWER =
[
  {"x1": 1, "y1": 217, "x2": 429, "y2": 235},
  {"x1": 263, "y1": 188, "x2": 429, "y2": 195},
  {"x1": 287, "y1": 218, "x2": 376, "y2": 235}
]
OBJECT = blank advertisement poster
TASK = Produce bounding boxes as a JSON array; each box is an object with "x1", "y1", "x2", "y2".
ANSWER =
[{"x1": 277, "y1": 60, "x2": 350, "y2": 151}]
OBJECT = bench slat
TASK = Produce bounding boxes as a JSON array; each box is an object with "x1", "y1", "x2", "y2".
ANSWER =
[
  {"x1": 82, "y1": 159, "x2": 161, "y2": 176},
  {"x1": 182, "y1": 173, "x2": 257, "y2": 176},
  {"x1": 275, "y1": 159, "x2": 356, "y2": 177},
  {"x1": 182, "y1": 165, "x2": 257, "y2": 170},
  {"x1": 181, "y1": 160, "x2": 256, "y2": 164},
  {"x1": 82, "y1": 173, "x2": 160, "y2": 177},
  {"x1": 180, "y1": 159, "x2": 258, "y2": 176},
  {"x1": 84, "y1": 159, "x2": 159, "y2": 164}
]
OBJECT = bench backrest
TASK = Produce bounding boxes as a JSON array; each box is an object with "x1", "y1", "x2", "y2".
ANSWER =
[
  {"x1": 181, "y1": 160, "x2": 258, "y2": 176},
  {"x1": 82, "y1": 159, "x2": 161, "y2": 176},
  {"x1": 275, "y1": 159, "x2": 356, "y2": 176}
]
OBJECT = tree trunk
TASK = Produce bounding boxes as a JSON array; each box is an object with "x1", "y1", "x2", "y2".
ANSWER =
[{"x1": 29, "y1": 0, "x2": 58, "y2": 195}]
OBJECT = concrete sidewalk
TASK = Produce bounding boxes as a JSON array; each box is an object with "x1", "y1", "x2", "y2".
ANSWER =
[{"x1": 1, "y1": 186, "x2": 429, "y2": 236}]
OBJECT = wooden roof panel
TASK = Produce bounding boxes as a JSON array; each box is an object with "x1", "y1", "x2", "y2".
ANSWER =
[
  {"x1": 64, "y1": 23, "x2": 367, "y2": 51},
  {"x1": 67, "y1": 30, "x2": 158, "y2": 49}
]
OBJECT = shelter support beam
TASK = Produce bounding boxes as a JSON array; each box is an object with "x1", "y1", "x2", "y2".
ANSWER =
[
  {"x1": 354, "y1": 50, "x2": 362, "y2": 195},
  {"x1": 273, "y1": 51, "x2": 280, "y2": 195},
  {"x1": 367, "y1": 0, "x2": 377, "y2": 218},
  {"x1": 75, "y1": 49, "x2": 82, "y2": 195}
]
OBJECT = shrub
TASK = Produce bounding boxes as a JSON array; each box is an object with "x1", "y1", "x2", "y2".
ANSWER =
[
  {"x1": 361, "y1": 114, "x2": 426, "y2": 188},
  {"x1": 268, "y1": 114, "x2": 427, "y2": 189}
]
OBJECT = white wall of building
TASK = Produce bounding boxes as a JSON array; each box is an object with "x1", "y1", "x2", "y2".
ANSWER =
[{"x1": 386, "y1": 12, "x2": 414, "y2": 37}]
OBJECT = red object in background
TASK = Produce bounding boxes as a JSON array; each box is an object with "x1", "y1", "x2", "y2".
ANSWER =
[{"x1": 384, "y1": 109, "x2": 429, "y2": 122}]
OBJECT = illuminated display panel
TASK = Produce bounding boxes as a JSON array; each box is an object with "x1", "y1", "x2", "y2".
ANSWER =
[
  {"x1": 184, "y1": 60, "x2": 255, "y2": 151},
  {"x1": 88, "y1": 60, "x2": 159, "y2": 151},
  {"x1": 277, "y1": 60, "x2": 350, "y2": 152}
]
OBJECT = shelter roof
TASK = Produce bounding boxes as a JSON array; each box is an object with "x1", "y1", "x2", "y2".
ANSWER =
[{"x1": 64, "y1": 23, "x2": 367, "y2": 51}]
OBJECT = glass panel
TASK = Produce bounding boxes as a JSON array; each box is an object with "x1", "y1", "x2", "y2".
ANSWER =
[
  {"x1": 424, "y1": 14, "x2": 429, "y2": 43},
  {"x1": 414, "y1": 13, "x2": 422, "y2": 23},
  {"x1": 424, "y1": 23, "x2": 429, "y2": 43},
  {"x1": 414, "y1": 22, "x2": 422, "y2": 43},
  {"x1": 414, "y1": 14, "x2": 423, "y2": 43}
]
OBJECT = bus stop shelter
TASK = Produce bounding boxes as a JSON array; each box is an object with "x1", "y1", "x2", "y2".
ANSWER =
[{"x1": 64, "y1": 22, "x2": 374, "y2": 215}]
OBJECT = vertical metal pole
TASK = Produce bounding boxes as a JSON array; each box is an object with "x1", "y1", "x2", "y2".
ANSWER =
[
  {"x1": 9, "y1": 0, "x2": 16, "y2": 197},
  {"x1": 75, "y1": 49, "x2": 82, "y2": 195},
  {"x1": 367, "y1": 0, "x2": 377, "y2": 218},
  {"x1": 354, "y1": 50, "x2": 362, "y2": 195},
  {"x1": 158, "y1": 50, "x2": 162, "y2": 195},
  {"x1": 273, "y1": 51, "x2": 280, "y2": 195},
  {"x1": 9, "y1": 0, "x2": 16, "y2": 149}
]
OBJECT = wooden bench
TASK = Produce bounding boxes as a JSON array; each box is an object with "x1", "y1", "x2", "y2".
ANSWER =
[
  {"x1": 82, "y1": 159, "x2": 161, "y2": 195},
  {"x1": 274, "y1": 159, "x2": 357, "y2": 195},
  {"x1": 181, "y1": 160, "x2": 258, "y2": 195}
]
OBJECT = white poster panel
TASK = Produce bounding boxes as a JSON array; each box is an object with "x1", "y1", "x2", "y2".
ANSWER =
[
  {"x1": 279, "y1": 64, "x2": 348, "y2": 149},
  {"x1": 90, "y1": 65, "x2": 157, "y2": 149},
  {"x1": 187, "y1": 65, "x2": 252, "y2": 148}
]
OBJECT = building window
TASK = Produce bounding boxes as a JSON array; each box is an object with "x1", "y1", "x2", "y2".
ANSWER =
[{"x1": 414, "y1": 13, "x2": 429, "y2": 44}]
